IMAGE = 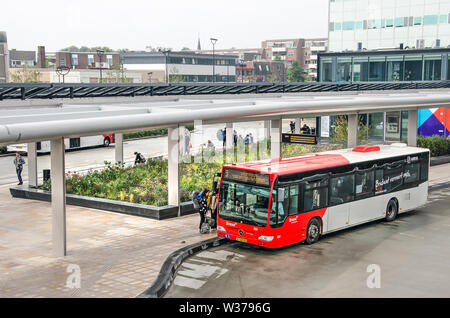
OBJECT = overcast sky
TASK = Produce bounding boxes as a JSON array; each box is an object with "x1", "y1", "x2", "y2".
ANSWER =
[{"x1": 1, "y1": 0, "x2": 329, "y2": 52}]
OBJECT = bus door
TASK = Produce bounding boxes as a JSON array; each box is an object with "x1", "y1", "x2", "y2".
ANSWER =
[
  {"x1": 272, "y1": 185, "x2": 300, "y2": 243},
  {"x1": 328, "y1": 173, "x2": 354, "y2": 231}
]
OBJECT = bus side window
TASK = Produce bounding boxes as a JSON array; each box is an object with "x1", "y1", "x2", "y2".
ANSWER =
[
  {"x1": 288, "y1": 185, "x2": 299, "y2": 216},
  {"x1": 270, "y1": 190, "x2": 278, "y2": 227},
  {"x1": 355, "y1": 170, "x2": 374, "y2": 199},
  {"x1": 330, "y1": 174, "x2": 355, "y2": 205},
  {"x1": 420, "y1": 156, "x2": 429, "y2": 181},
  {"x1": 404, "y1": 162, "x2": 420, "y2": 183},
  {"x1": 303, "y1": 187, "x2": 328, "y2": 212}
]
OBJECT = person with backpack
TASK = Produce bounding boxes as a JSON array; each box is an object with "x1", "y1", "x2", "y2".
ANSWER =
[
  {"x1": 198, "y1": 189, "x2": 210, "y2": 233},
  {"x1": 134, "y1": 152, "x2": 146, "y2": 165},
  {"x1": 13, "y1": 152, "x2": 25, "y2": 185}
]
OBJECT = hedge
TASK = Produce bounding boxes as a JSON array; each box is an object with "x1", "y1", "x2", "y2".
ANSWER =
[
  {"x1": 418, "y1": 136, "x2": 450, "y2": 157},
  {"x1": 0, "y1": 146, "x2": 7, "y2": 154}
]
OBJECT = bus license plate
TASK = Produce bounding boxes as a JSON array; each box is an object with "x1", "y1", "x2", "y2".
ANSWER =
[{"x1": 236, "y1": 237, "x2": 247, "y2": 243}]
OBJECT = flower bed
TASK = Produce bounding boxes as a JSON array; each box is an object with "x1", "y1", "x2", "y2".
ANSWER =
[{"x1": 42, "y1": 160, "x2": 222, "y2": 207}]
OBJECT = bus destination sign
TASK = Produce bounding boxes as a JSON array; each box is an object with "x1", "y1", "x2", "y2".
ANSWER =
[
  {"x1": 223, "y1": 168, "x2": 271, "y2": 187},
  {"x1": 282, "y1": 133, "x2": 317, "y2": 145}
]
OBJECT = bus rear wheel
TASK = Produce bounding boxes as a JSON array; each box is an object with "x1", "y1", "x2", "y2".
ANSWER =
[
  {"x1": 103, "y1": 137, "x2": 111, "y2": 147},
  {"x1": 385, "y1": 199, "x2": 398, "y2": 222},
  {"x1": 306, "y1": 218, "x2": 321, "y2": 245}
]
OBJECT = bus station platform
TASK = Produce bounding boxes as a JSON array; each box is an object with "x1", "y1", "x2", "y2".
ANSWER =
[{"x1": 0, "y1": 163, "x2": 448, "y2": 298}]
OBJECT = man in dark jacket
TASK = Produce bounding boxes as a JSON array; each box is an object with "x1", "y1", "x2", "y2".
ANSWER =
[
  {"x1": 134, "y1": 152, "x2": 146, "y2": 165},
  {"x1": 199, "y1": 189, "x2": 210, "y2": 232},
  {"x1": 13, "y1": 152, "x2": 25, "y2": 185}
]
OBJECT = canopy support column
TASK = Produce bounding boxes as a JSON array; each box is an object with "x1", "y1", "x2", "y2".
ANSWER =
[
  {"x1": 348, "y1": 114, "x2": 358, "y2": 148},
  {"x1": 27, "y1": 142, "x2": 38, "y2": 188},
  {"x1": 115, "y1": 133, "x2": 123, "y2": 164},
  {"x1": 168, "y1": 127, "x2": 180, "y2": 210},
  {"x1": 408, "y1": 109, "x2": 418, "y2": 147},
  {"x1": 271, "y1": 119, "x2": 282, "y2": 159},
  {"x1": 51, "y1": 138, "x2": 66, "y2": 257}
]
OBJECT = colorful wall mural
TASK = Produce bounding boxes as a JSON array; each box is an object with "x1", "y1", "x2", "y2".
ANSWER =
[{"x1": 418, "y1": 107, "x2": 450, "y2": 137}]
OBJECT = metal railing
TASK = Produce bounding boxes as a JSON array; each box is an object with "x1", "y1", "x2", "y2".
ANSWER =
[{"x1": 1, "y1": 81, "x2": 450, "y2": 100}]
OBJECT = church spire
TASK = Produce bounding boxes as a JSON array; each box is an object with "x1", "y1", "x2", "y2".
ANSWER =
[{"x1": 197, "y1": 33, "x2": 201, "y2": 50}]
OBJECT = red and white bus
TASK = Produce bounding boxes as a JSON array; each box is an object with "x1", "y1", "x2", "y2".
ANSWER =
[
  {"x1": 7, "y1": 134, "x2": 115, "y2": 154},
  {"x1": 216, "y1": 144, "x2": 430, "y2": 248}
]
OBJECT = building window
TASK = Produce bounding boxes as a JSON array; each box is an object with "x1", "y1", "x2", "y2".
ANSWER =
[
  {"x1": 423, "y1": 15, "x2": 438, "y2": 26},
  {"x1": 335, "y1": 22, "x2": 342, "y2": 30},
  {"x1": 439, "y1": 15, "x2": 447, "y2": 24},
  {"x1": 386, "y1": 18, "x2": 393, "y2": 27},
  {"x1": 414, "y1": 17, "x2": 422, "y2": 25},
  {"x1": 343, "y1": 21, "x2": 354, "y2": 30},
  {"x1": 88, "y1": 54, "x2": 94, "y2": 66},
  {"x1": 395, "y1": 17, "x2": 405, "y2": 27},
  {"x1": 71, "y1": 54, "x2": 78, "y2": 66},
  {"x1": 60, "y1": 58, "x2": 66, "y2": 67}
]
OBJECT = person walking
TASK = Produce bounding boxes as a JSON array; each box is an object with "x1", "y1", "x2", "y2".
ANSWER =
[
  {"x1": 13, "y1": 152, "x2": 25, "y2": 185},
  {"x1": 199, "y1": 189, "x2": 210, "y2": 233},
  {"x1": 290, "y1": 121, "x2": 296, "y2": 134},
  {"x1": 184, "y1": 128, "x2": 191, "y2": 155}
]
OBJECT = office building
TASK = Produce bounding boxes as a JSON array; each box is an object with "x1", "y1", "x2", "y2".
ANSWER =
[{"x1": 328, "y1": 0, "x2": 450, "y2": 52}]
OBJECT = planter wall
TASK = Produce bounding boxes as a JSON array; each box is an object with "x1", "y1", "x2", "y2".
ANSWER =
[{"x1": 10, "y1": 186, "x2": 196, "y2": 220}]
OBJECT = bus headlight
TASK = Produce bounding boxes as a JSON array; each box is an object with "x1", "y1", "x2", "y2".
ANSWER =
[
  {"x1": 258, "y1": 235, "x2": 274, "y2": 242},
  {"x1": 217, "y1": 226, "x2": 226, "y2": 232}
]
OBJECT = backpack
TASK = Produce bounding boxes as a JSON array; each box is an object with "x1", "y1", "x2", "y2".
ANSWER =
[
  {"x1": 192, "y1": 190, "x2": 200, "y2": 209},
  {"x1": 139, "y1": 154, "x2": 146, "y2": 163}
]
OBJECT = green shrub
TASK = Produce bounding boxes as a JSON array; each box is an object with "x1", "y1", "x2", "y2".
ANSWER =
[
  {"x1": 418, "y1": 136, "x2": 450, "y2": 157},
  {"x1": 0, "y1": 146, "x2": 6, "y2": 154}
]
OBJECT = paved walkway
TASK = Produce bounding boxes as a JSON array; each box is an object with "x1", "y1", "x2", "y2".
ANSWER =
[
  {"x1": 0, "y1": 184, "x2": 214, "y2": 297},
  {"x1": 0, "y1": 163, "x2": 449, "y2": 298}
]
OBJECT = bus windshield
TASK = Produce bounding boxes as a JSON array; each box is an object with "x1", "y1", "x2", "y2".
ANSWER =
[{"x1": 218, "y1": 180, "x2": 271, "y2": 227}]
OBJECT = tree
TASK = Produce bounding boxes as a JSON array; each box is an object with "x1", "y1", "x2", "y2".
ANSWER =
[
  {"x1": 103, "y1": 63, "x2": 131, "y2": 83},
  {"x1": 60, "y1": 46, "x2": 113, "y2": 52},
  {"x1": 10, "y1": 63, "x2": 41, "y2": 83},
  {"x1": 168, "y1": 66, "x2": 184, "y2": 83},
  {"x1": 266, "y1": 73, "x2": 280, "y2": 83},
  {"x1": 181, "y1": 47, "x2": 191, "y2": 51},
  {"x1": 330, "y1": 116, "x2": 368, "y2": 145},
  {"x1": 287, "y1": 61, "x2": 307, "y2": 82}
]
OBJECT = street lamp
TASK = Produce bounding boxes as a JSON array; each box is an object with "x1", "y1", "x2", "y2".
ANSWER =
[
  {"x1": 159, "y1": 49, "x2": 171, "y2": 84},
  {"x1": 96, "y1": 49, "x2": 105, "y2": 83},
  {"x1": 210, "y1": 38, "x2": 218, "y2": 82},
  {"x1": 56, "y1": 66, "x2": 70, "y2": 83}
]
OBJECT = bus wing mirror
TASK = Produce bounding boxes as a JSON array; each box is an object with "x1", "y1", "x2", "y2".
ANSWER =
[{"x1": 277, "y1": 188, "x2": 285, "y2": 202}]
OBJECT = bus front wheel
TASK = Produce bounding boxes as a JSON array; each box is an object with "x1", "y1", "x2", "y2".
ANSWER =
[
  {"x1": 103, "y1": 137, "x2": 111, "y2": 147},
  {"x1": 305, "y1": 218, "x2": 321, "y2": 245},
  {"x1": 385, "y1": 199, "x2": 398, "y2": 222}
]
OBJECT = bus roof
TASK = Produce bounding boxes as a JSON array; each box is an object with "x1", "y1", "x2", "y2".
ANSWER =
[{"x1": 225, "y1": 144, "x2": 428, "y2": 177}]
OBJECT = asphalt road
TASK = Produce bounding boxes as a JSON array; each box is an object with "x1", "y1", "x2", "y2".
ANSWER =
[{"x1": 165, "y1": 187, "x2": 450, "y2": 298}]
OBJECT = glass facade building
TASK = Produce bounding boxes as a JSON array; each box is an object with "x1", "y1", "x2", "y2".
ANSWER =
[
  {"x1": 318, "y1": 48, "x2": 450, "y2": 82},
  {"x1": 329, "y1": 0, "x2": 450, "y2": 52}
]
